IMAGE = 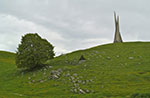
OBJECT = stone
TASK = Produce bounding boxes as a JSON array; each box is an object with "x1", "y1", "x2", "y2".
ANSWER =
[
  {"x1": 65, "y1": 73, "x2": 70, "y2": 77},
  {"x1": 32, "y1": 80, "x2": 35, "y2": 83},
  {"x1": 51, "y1": 75, "x2": 59, "y2": 79},
  {"x1": 74, "y1": 83, "x2": 79, "y2": 87},
  {"x1": 86, "y1": 80, "x2": 90, "y2": 83},
  {"x1": 73, "y1": 73, "x2": 78, "y2": 76},
  {"x1": 57, "y1": 68, "x2": 62, "y2": 72},
  {"x1": 77, "y1": 80, "x2": 82, "y2": 83},
  {"x1": 40, "y1": 80, "x2": 44, "y2": 83},
  {"x1": 89, "y1": 79, "x2": 93, "y2": 82},
  {"x1": 94, "y1": 50, "x2": 99, "y2": 54},
  {"x1": 79, "y1": 60, "x2": 85, "y2": 64},
  {"x1": 74, "y1": 88, "x2": 78, "y2": 93},
  {"x1": 84, "y1": 64, "x2": 87, "y2": 67},
  {"x1": 106, "y1": 57, "x2": 111, "y2": 60},
  {"x1": 129, "y1": 57, "x2": 134, "y2": 59},
  {"x1": 113, "y1": 12, "x2": 123, "y2": 43},
  {"x1": 85, "y1": 89, "x2": 90, "y2": 93},
  {"x1": 28, "y1": 77, "x2": 31, "y2": 80},
  {"x1": 43, "y1": 72, "x2": 46, "y2": 75},
  {"x1": 101, "y1": 51, "x2": 105, "y2": 54},
  {"x1": 82, "y1": 81, "x2": 86, "y2": 85},
  {"x1": 70, "y1": 76, "x2": 75, "y2": 80},
  {"x1": 79, "y1": 89, "x2": 86, "y2": 94},
  {"x1": 48, "y1": 66, "x2": 53, "y2": 69},
  {"x1": 139, "y1": 56, "x2": 142, "y2": 58},
  {"x1": 116, "y1": 55, "x2": 120, "y2": 58}
]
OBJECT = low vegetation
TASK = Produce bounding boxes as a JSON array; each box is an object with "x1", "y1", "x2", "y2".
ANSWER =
[{"x1": 0, "y1": 42, "x2": 150, "y2": 98}]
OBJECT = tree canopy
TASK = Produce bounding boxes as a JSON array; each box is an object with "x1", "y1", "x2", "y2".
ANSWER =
[{"x1": 16, "y1": 33, "x2": 55, "y2": 70}]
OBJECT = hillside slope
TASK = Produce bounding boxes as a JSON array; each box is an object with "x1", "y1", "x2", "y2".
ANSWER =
[{"x1": 0, "y1": 42, "x2": 150, "y2": 98}]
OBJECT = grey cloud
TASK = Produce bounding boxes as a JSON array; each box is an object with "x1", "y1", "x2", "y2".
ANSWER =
[{"x1": 0, "y1": 0, "x2": 150, "y2": 55}]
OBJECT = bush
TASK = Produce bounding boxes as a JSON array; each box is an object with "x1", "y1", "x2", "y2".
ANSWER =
[
  {"x1": 16, "y1": 33, "x2": 55, "y2": 70},
  {"x1": 130, "y1": 93, "x2": 150, "y2": 98}
]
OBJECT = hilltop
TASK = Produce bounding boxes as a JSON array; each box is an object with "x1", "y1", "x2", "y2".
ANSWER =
[{"x1": 0, "y1": 42, "x2": 150, "y2": 98}]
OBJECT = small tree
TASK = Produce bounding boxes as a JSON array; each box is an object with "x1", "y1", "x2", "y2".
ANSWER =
[{"x1": 16, "y1": 33, "x2": 55, "y2": 70}]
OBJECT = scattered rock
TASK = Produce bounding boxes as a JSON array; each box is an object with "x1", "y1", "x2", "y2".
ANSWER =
[
  {"x1": 79, "y1": 88, "x2": 86, "y2": 94},
  {"x1": 70, "y1": 76, "x2": 75, "y2": 80},
  {"x1": 74, "y1": 83, "x2": 79, "y2": 87},
  {"x1": 48, "y1": 66, "x2": 53, "y2": 69},
  {"x1": 106, "y1": 57, "x2": 111, "y2": 60},
  {"x1": 85, "y1": 89, "x2": 90, "y2": 93},
  {"x1": 51, "y1": 74, "x2": 59, "y2": 79},
  {"x1": 101, "y1": 85, "x2": 104, "y2": 88},
  {"x1": 49, "y1": 69, "x2": 63, "y2": 80},
  {"x1": 129, "y1": 57, "x2": 134, "y2": 60},
  {"x1": 43, "y1": 72, "x2": 46, "y2": 75},
  {"x1": 77, "y1": 80, "x2": 82, "y2": 83},
  {"x1": 82, "y1": 81, "x2": 86, "y2": 85},
  {"x1": 74, "y1": 88, "x2": 78, "y2": 93},
  {"x1": 32, "y1": 80, "x2": 35, "y2": 83},
  {"x1": 86, "y1": 80, "x2": 90, "y2": 83},
  {"x1": 116, "y1": 55, "x2": 120, "y2": 58},
  {"x1": 53, "y1": 83, "x2": 58, "y2": 87},
  {"x1": 138, "y1": 56, "x2": 142, "y2": 58},
  {"x1": 89, "y1": 79, "x2": 93, "y2": 82},
  {"x1": 93, "y1": 50, "x2": 99, "y2": 54},
  {"x1": 73, "y1": 73, "x2": 78, "y2": 76},
  {"x1": 65, "y1": 73, "x2": 70, "y2": 77},
  {"x1": 65, "y1": 60, "x2": 69, "y2": 63},
  {"x1": 79, "y1": 55, "x2": 86, "y2": 64},
  {"x1": 13, "y1": 93, "x2": 25, "y2": 97},
  {"x1": 28, "y1": 77, "x2": 31, "y2": 80},
  {"x1": 40, "y1": 80, "x2": 44, "y2": 83},
  {"x1": 79, "y1": 60, "x2": 85, "y2": 64},
  {"x1": 101, "y1": 51, "x2": 105, "y2": 54}
]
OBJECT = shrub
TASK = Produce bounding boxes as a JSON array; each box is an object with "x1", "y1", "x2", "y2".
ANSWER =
[{"x1": 16, "y1": 33, "x2": 55, "y2": 70}]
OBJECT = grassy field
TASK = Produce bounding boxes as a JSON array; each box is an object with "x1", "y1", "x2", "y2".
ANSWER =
[{"x1": 0, "y1": 42, "x2": 150, "y2": 98}]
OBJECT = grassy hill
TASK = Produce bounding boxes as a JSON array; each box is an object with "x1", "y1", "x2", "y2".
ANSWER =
[{"x1": 0, "y1": 42, "x2": 150, "y2": 98}]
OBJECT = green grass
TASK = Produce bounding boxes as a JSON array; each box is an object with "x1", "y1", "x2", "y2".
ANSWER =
[{"x1": 1, "y1": 42, "x2": 150, "y2": 98}]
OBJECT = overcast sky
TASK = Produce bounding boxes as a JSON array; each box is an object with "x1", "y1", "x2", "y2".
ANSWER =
[{"x1": 0, "y1": 0, "x2": 150, "y2": 55}]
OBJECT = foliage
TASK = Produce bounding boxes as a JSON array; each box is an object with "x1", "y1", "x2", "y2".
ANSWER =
[{"x1": 16, "y1": 33, "x2": 55, "y2": 70}]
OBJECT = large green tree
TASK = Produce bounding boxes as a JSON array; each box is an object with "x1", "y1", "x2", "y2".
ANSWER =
[{"x1": 16, "y1": 33, "x2": 55, "y2": 70}]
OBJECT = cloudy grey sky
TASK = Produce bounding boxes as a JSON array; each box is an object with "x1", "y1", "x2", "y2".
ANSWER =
[{"x1": 0, "y1": 0, "x2": 150, "y2": 55}]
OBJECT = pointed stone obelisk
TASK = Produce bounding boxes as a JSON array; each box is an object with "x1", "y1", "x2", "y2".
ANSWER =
[{"x1": 113, "y1": 12, "x2": 123, "y2": 43}]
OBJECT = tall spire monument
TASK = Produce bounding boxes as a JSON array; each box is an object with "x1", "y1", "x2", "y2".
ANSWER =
[{"x1": 113, "y1": 12, "x2": 123, "y2": 43}]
